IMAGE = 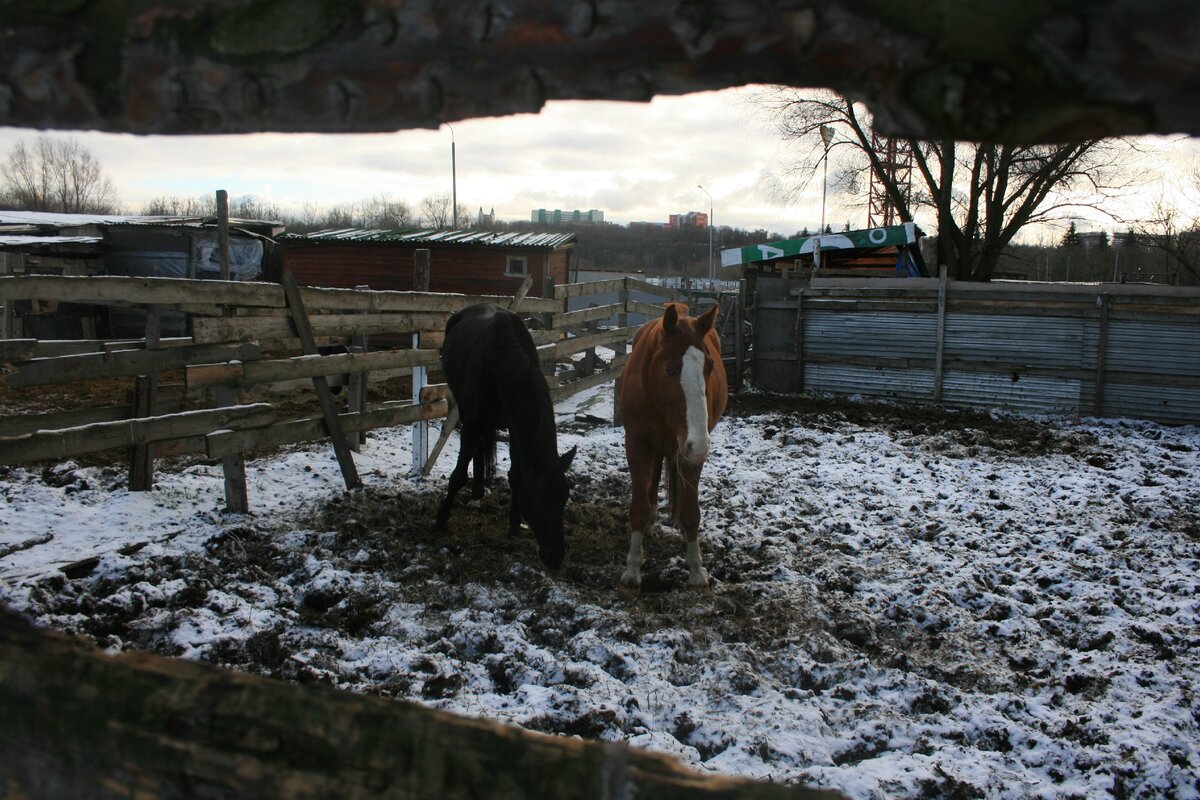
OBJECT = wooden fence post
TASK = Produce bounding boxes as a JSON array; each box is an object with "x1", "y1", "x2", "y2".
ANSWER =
[
  {"x1": 734, "y1": 280, "x2": 746, "y2": 392},
  {"x1": 933, "y1": 263, "x2": 948, "y2": 403},
  {"x1": 411, "y1": 250, "x2": 431, "y2": 475},
  {"x1": 213, "y1": 189, "x2": 250, "y2": 512},
  {"x1": 0, "y1": 252, "x2": 15, "y2": 339},
  {"x1": 792, "y1": 287, "x2": 805, "y2": 393},
  {"x1": 1094, "y1": 293, "x2": 1110, "y2": 417},
  {"x1": 347, "y1": 285, "x2": 370, "y2": 452},
  {"x1": 281, "y1": 271, "x2": 361, "y2": 490},
  {"x1": 129, "y1": 306, "x2": 161, "y2": 491},
  {"x1": 613, "y1": 278, "x2": 629, "y2": 427},
  {"x1": 216, "y1": 189, "x2": 231, "y2": 281}
]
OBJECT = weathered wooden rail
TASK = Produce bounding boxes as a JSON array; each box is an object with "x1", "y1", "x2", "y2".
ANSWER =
[{"x1": 0, "y1": 606, "x2": 841, "y2": 800}]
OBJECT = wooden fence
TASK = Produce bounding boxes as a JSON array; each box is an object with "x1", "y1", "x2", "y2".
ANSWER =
[
  {"x1": 752, "y1": 273, "x2": 1200, "y2": 424},
  {"x1": 0, "y1": 271, "x2": 734, "y2": 510}
]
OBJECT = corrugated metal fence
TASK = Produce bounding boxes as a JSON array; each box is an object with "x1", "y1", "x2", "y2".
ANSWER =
[{"x1": 753, "y1": 276, "x2": 1200, "y2": 424}]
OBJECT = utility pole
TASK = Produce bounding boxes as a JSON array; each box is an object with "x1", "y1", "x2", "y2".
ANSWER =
[{"x1": 446, "y1": 123, "x2": 457, "y2": 229}]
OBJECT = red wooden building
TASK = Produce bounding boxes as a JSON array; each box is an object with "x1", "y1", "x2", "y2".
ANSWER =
[{"x1": 278, "y1": 229, "x2": 576, "y2": 297}]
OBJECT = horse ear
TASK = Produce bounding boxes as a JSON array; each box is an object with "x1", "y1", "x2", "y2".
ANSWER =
[
  {"x1": 696, "y1": 302, "x2": 719, "y2": 335},
  {"x1": 662, "y1": 303, "x2": 678, "y2": 334},
  {"x1": 559, "y1": 445, "x2": 577, "y2": 472}
]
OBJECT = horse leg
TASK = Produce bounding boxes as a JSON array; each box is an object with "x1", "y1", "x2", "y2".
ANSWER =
[
  {"x1": 435, "y1": 420, "x2": 485, "y2": 532},
  {"x1": 507, "y1": 465, "x2": 522, "y2": 537},
  {"x1": 472, "y1": 450, "x2": 487, "y2": 499},
  {"x1": 675, "y1": 460, "x2": 709, "y2": 590},
  {"x1": 668, "y1": 458, "x2": 681, "y2": 527},
  {"x1": 620, "y1": 441, "x2": 656, "y2": 594}
]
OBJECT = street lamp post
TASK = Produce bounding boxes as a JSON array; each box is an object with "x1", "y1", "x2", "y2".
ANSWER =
[
  {"x1": 816, "y1": 125, "x2": 835, "y2": 271},
  {"x1": 446, "y1": 123, "x2": 457, "y2": 229},
  {"x1": 697, "y1": 184, "x2": 714, "y2": 282}
]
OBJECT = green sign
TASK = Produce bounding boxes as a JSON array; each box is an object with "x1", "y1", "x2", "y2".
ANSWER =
[{"x1": 720, "y1": 222, "x2": 919, "y2": 268}]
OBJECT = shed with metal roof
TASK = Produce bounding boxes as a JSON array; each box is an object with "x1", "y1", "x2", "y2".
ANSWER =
[
  {"x1": 278, "y1": 228, "x2": 576, "y2": 298},
  {"x1": 0, "y1": 211, "x2": 284, "y2": 338}
]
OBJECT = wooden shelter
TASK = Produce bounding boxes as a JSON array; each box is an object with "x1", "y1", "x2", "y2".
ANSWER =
[{"x1": 279, "y1": 229, "x2": 576, "y2": 298}]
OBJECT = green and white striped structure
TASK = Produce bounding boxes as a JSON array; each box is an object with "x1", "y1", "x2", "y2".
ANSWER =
[{"x1": 720, "y1": 222, "x2": 920, "y2": 268}]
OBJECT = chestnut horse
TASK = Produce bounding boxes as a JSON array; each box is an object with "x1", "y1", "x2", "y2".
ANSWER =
[{"x1": 618, "y1": 302, "x2": 727, "y2": 593}]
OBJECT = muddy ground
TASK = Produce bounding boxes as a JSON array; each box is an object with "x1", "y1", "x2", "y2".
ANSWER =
[{"x1": 5, "y1": 387, "x2": 1199, "y2": 798}]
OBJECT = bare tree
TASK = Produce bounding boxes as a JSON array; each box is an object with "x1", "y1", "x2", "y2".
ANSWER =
[
  {"x1": 356, "y1": 193, "x2": 414, "y2": 229},
  {"x1": 754, "y1": 88, "x2": 1135, "y2": 281},
  {"x1": 1133, "y1": 197, "x2": 1200, "y2": 285},
  {"x1": 419, "y1": 193, "x2": 452, "y2": 228},
  {"x1": 1, "y1": 136, "x2": 119, "y2": 213},
  {"x1": 138, "y1": 194, "x2": 216, "y2": 216}
]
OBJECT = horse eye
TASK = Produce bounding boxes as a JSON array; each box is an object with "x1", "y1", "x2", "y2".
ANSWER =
[{"x1": 666, "y1": 365, "x2": 678, "y2": 376}]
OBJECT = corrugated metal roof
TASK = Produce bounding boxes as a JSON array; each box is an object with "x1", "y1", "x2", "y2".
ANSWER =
[
  {"x1": 0, "y1": 210, "x2": 283, "y2": 228},
  {"x1": 289, "y1": 228, "x2": 576, "y2": 248},
  {"x1": 0, "y1": 235, "x2": 102, "y2": 247}
]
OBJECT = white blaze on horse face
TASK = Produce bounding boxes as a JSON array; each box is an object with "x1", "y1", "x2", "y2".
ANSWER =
[{"x1": 680, "y1": 345, "x2": 710, "y2": 465}]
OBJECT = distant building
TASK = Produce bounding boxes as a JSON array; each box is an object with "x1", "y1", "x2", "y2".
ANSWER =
[
  {"x1": 669, "y1": 211, "x2": 709, "y2": 229},
  {"x1": 1076, "y1": 231, "x2": 1109, "y2": 249},
  {"x1": 531, "y1": 209, "x2": 604, "y2": 225},
  {"x1": 476, "y1": 206, "x2": 495, "y2": 226}
]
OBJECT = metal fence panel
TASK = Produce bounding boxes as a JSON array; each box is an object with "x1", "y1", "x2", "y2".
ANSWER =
[
  {"x1": 941, "y1": 370, "x2": 1083, "y2": 415},
  {"x1": 805, "y1": 363, "x2": 934, "y2": 400},
  {"x1": 804, "y1": 311, "x2": 937, "y2": 360},
  {"x1": 944, "y1": 313, "x2": 1098, "y2": 370},
  {"x1": 751, "y1": 279, "x2": 1200, "y2": 424}
]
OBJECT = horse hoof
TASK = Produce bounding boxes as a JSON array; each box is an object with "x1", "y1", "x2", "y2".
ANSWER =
[{"x1": 617, "y1": 579, "x2": 641, "y2": 599}]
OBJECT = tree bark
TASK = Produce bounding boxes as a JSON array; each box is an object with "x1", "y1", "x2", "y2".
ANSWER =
[{"x1": 2, "y1": 1, "x2": 1199, "y2": 143}]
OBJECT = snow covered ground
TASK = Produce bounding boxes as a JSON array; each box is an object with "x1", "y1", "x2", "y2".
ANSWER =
[{"x1": 2, "y1": 385, "x2": 1198, "y2": 799}]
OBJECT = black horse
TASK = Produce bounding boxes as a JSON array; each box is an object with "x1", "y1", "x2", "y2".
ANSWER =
[{"x1": 434, "y1": 303, "x2": 576, "y2": 568}]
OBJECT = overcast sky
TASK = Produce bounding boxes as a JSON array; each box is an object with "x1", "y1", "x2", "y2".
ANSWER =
[
  {"x1": 2, "y1": 85, "x2": 1197, "y2": 240},
  {"x1": 0, "y1": 87, "x2": 823, "y2": 234}
]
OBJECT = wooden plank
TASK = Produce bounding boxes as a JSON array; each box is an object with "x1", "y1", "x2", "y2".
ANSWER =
[
  {"x1": 186, "y1": 349, "x2": 441, "y2": 391},
  {"x1": 625, "y1": 277, "x2": 685, "y2": 300},
  {"x1": 0, "y1": 275, "x2": 564, "y2": 316},
  {"x1": 0, "y1": 405, "x2": 131, "y2": 438},
  {"x1": 206, "y1": 400, "x2": 449, "y2": 460},
  {"x1": 811, "y1": 277, "x2": 942, "y2": 290},
  {"x1": 0, "y1": 404, "x2": 274, "y2": 465},
  {"x1": 281, "y1": 271, "x2": 361, "y2": 490},
  {"x1": 216, "y1": 384, "x2": 250, "y2": 513},
  {"x1": 0, "y1": 610, "x2": 837, "y2": 800},
  {"x1": 549, "y1": 355, "x2": 627, "y2": 403},
  {"x1": 552, "y1": 304, "x2": 622, "y2": 329},
  {"x1": 553, "y1": 327, "x2": 632, "y2": 360},
  {"x1": 554, "y1": 277, "x2": 626, "y2": 300},
  {"x1": 191, "y1": 312, "x2": 449, "y2": 345},
  {"x1": 626, "y1": 299, "x2": 666, "y2": 318},
  {"x1": 5, "y1": 342, "x2": 260, "y2": 388},
  {"x1": 0, "y1": 274, "x2": 286, "y2": 309},
  {"x1": 129, "y1": 307, "x2": 161, "y2": 492},
  {"x1": 0, "y1": 337, "x2": 194, "y2": 361},
  {"x1": 529, "y1": 329, "x2": 563, "y2": 346}
]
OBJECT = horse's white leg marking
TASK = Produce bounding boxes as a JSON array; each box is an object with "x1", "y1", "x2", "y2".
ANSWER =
[
  {"x1": 680, "y1": 345, "x2": 710, "y2": 465},
  {"x1": 685, "y1": 537, "x2": 708, "y2": 588},
  {"x1": 620, "y1": 526, "x2": 646, "y2": 590}
]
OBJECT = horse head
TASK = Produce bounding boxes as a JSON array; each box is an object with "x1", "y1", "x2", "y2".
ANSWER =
[
  {"x1": 518, "y1": 445, "x2": 577, "y2": 568},
  {"x1": 652, "y1": 302, "x2": 721, "y2": 466}
]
